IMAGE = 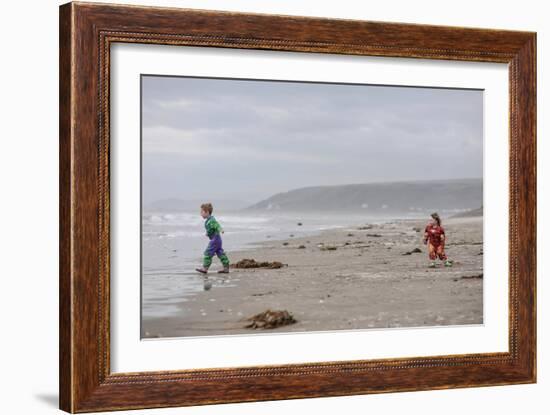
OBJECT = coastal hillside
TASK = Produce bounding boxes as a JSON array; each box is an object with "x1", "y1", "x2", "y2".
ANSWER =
[{"x1": 247, "y1": 178, "x2": 482, "y2": 215}]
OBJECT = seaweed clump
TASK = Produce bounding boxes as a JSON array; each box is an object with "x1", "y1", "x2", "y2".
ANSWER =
[
  {"x1": 245, "y1": 309, "x2": 297, "y2": 329},
  {"x1": 232, "y1": 258, "x2": 285, "y2": 269}
]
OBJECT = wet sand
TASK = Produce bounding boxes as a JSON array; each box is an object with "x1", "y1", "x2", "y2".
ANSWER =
[{"x1": 142, "y1": 217, "x2": 483, "y2": 338}]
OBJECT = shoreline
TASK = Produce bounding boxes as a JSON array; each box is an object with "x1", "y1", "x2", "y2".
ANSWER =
[{"x1": 142, "y1": 216, "x2": 483, "y2": 338}]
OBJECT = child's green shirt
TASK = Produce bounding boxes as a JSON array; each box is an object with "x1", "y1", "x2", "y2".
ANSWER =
[{"x1": 205, "y1": 215, "x2": 223, "y2": 239}]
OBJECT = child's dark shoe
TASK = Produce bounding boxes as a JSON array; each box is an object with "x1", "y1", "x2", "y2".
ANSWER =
[
  {"x1": 217, "y1": 266, "x2": 230, "y2": 274},
  {"x1": 195, "y1": 267, "x2": 208, "y2": 274}
]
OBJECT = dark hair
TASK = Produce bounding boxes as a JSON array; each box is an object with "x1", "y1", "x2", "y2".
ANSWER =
[
  {"x1": 201, "y1": 203, "x2": 213, "y2": 215},
  {"x1": 430, "y1": 212, "x2": 441, "y2": 226}
]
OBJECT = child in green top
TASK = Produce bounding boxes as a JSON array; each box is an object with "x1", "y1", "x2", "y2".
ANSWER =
[{"x1": 195, "y1": 203, "x2": 230, "y2": 274}]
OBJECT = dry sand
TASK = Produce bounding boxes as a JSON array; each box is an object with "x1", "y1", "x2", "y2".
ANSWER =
[{"x1": 142, "y1": 217, "x2": 483, "y2": 338}]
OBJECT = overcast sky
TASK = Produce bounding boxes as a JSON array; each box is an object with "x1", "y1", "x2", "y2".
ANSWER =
[{"x1": 142, "y1": 75, "x2": 483, "y2": 205}]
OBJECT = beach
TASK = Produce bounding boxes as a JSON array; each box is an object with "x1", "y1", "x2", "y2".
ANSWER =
[{"x1": 142, "y1": 216, "x2": 483, "y2": 338}]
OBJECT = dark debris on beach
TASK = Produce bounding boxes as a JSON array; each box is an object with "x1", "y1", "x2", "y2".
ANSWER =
[
  {"x1": 245, "y1": 309, "x2": 297, "y2": 329},
  {"x1": 402, "y1": 247, "x2": 422, "y2": 255},
  {"x1": 453, "y1": 273, "x2": 483, "y2": 281},
  {"x1": 231, "y1": 258, "x2": 286, "y2": 269}
]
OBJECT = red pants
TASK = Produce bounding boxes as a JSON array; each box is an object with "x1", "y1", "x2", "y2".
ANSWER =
[{"x1": 428, "y1": 243, "x2": 447, "y2": 260}]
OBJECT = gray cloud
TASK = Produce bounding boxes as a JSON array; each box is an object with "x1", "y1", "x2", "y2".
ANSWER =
[{"x1": 142, "y1": 75, "x2": 483, "y2": 204}]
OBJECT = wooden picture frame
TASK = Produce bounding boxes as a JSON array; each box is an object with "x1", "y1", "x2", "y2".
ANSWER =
[{"x1": 59, "y1": 2, "x2": 536, "y2": 412}]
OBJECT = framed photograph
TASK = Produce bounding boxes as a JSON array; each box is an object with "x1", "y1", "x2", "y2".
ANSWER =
[{"x1": 59, "y1": 2, "x2": 536, "y2": 412}]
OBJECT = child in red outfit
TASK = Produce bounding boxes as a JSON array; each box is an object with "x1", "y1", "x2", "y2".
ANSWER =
[{"x1": 423, "y1": 212, "x2": 452, "y2": 268}]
